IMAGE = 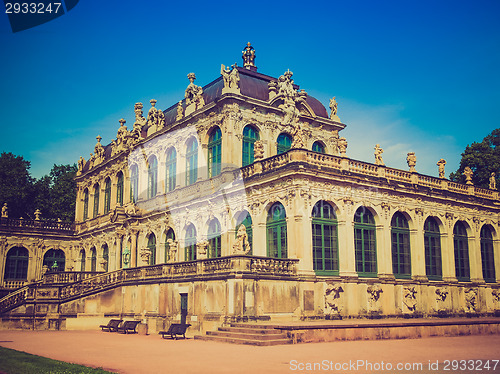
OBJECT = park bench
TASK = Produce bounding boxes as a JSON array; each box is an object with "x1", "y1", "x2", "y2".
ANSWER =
[
  {"x1": 158, "y1": 323, "x2": 191, "y2": 340},
  {"x1": 99, "y1": 319, "x2": 123, "y2": 332},
  {"x1": 117, "y1": 320, "x2": 141, "y2": 334}
]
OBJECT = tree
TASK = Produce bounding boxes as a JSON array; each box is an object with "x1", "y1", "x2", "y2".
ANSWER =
[
  {"x1": 450, "y1": 129, "x2": 500, "y2": 189},
  {"x1": 48, "y1": 164, "x2": 77, "y2": 222},
  {"x1": 0, "y1": 152, "x2": 34, "y2": 218}
]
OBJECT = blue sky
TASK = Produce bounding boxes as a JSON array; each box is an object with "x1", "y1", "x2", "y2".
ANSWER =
[{"x1": 0, "y1": 0, "x2": 499, "y2": 179}]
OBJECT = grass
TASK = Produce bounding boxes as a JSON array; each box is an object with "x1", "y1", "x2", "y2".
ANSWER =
[{"x1": 0, "y1": 346, "x2": 115, "y2": 374}]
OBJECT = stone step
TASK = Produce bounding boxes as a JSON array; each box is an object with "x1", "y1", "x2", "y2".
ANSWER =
[
  {"x1": 230, "y1": 323, "x2": 279, "y2": 330},
  {"x1": 207, "y1": 330, "x2": 288, "y2": 340},
  {"x1": 218, "y1": 326, "x2": 284, "y2": 335},
  {"x1": 194, "y1": 334, "x2": 292, "y2": 346}
]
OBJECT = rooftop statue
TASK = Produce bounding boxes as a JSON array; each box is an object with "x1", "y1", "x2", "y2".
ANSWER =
[
  {"x1": 407, "y1": 152, "x2": 417, "y2": 173},
  {"x1": 242, "y1": 42, "x2": 256, "y2": 70},
  {"x1": 437, "y1": 159, "x2": 446, "y2": 179},
  {"x1": 185, "y1": 73, "x2": 205, "y2": 115},
  {"x1": 374, "y1": 144, "x2": 384, "y2": 166},
  {"x1": 490, "y1": 172, "x2": 496, "y2": 190},
  {"x1": 463, "y1": 166, "x2": 473, "y2": 185},
  {"x1": 220, "y1": 64, "x2": 240, "y2": 94}
]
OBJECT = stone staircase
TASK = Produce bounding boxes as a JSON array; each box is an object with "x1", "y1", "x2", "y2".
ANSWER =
[{"x1": 195, "y1": 323, "x2": 292, "y2": 346}]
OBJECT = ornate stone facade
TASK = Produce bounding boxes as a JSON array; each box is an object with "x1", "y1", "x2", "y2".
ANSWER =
[{"x1": 1, "y1": 45, "x2": 499, "y2": 333}]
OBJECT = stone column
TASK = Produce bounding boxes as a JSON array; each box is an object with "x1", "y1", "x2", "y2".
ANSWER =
[
  {"x1": 377, "y1": 220, "x2": 393, "y2": 278},
  {"x1": 469, "y1": 231, "x2": 483, "y2": 283},
  {"x1": 338, "y1": 218, "x2": 356, "y2": 277},
  {"x1": 253, "y1": 222, "x2": 267, "y2": 257},
  {"x1": 441, "y1": 226, "x2": 456, "y2": 282},
  {"x1": 411, "y1": 223, "x2": 426, "y2": 280},
  {"x1": 199, "y1": 143, "x2": 208, "y2": 181},
  {"x1": 74, "y1": 187, "x2": 83, "y2": 223},
  {"x1": 130, "y1": 229, "x2": 138, "y2": 268}
]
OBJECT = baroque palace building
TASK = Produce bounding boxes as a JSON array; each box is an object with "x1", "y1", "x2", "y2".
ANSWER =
[{"x1": 1, "y1": 44, "x2": 499, "y2": 332}]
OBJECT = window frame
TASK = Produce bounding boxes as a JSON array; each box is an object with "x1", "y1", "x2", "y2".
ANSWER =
[
  {"x1": 312, "y1": 201, "x2": 339, "y2": 275},
  {"x1": 242, "y1": 125, "x2": 259, "y2": 166},
  {"x1": 453, "y1": 221, "x2": 470, "y2": 282},
  {"x1": 266, "y1": 202, "x2": 288, "y2": 258},
  {"x1": 354, "y1": 207, "x2": 377, "y2": 277},
  {"x1": 391, "y1": 212, "x2": 411, "y2": 279},
  {"x1": 208, "y1": 127, "x2": 222, "y2": 178}
]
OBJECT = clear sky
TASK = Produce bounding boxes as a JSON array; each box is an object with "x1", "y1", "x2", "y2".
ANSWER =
[{"x1": 0, "y1": 0, "x2": 499, "y2": 179}]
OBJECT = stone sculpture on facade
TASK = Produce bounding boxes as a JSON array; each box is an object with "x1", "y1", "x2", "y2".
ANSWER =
[
  {"x1": 34, "y1": 209, "x2": 42, "y2": 221},
  {"x1": 221, "y1": 64, "x2": 240, "y2": 94},
  {"x1": 166, "y1": 238, "x2": 178, "y2": 263},
  {"x1": 77, "y1": 156, "x2": 85, "y2": 175},
  {"x1": 232, "y1": 224, "x2": 251, "y2": 254},
  {"x1": 403, "y1": 286, "x2": 417, "y2": 312},
  {"x1": 464, "y1": 166, "x2": 473, "y2": 185},
  {"x1": 1, "y1": 203, "x2": 7, "y2": 218},
  {"x1": 329, "y1": 97, "x2": 340, "y2": 121},
  {"x1": 406, "y1": 152, "x2": 417, "y2": 173},
  {"x1": 185, "y1": 73, "x2": 205, "y2": 116},
  {"x1": 176, "y1": 101, "x2": 184, "y2": 121},
  {"x1": 324, "y1": 283, "x2": 344, "y2": 315},
  {"x1": 490, "y1": 172, "x2": 496, "y2": 190},
  {"x1": 254, "y1": 140, "x2": 264, "y2": 160},
  {"x1": 242, "y1": 42, "x2": 256, "y2": 70},
  {"x1": 139, "y1": 248, "x2": 152, "y2": 266},
  {"x1": 338, "y1": 137, "x2": 348, "y2": 156},
  {"x1": 92, "y1": 135, "x2": 105, "y2": 166},
  {"x1": 437, "y1": 159, "x2": 446, "y2": 178},
  {"x1": 134, "y1": 102, "x2": 147, "y2": 129},
  {"x1": 464, "y1": 288, "x2": 477, "y2": 313},
  {"x1": 374, "y1": 144, "x2": 384, "y2": 166},
  {"x1": 197, "y1": 240, "x2": 208, "y2": 259},
  {"x1": 146, "y1": 99, "x2": 165, "y2": 136}
]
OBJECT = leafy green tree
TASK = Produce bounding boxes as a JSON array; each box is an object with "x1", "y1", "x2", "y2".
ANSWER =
[
  {"x1": 47, "y1": 164, "x2": 77, "y2": 221},
  {"x1": 0, "y1": 152, "x2": 34, "y2": 218},
  {"x1": 450, "y1": 129, "x2": 500, "y2": 189}
]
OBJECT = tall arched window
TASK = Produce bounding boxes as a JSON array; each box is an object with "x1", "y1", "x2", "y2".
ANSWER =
[
  {"x1": 391, "y1": 212, "x2": 411, "y2": 278},
  {"x1": 166, "y1": 148, "x2": 177, "y2": 192},
  {"x1": 453, "y1": 221, "x2": 470, "y2": 281},
  {"x1": 185, "y1": 224, "x2": 197, "y2": 261},
  {"x1": 93, "y1": 184, "x2": 100, "y2": 218},
  {"x1": 186, "y1": 138, "x2": 198, "y2": 185},
  {"x1": 312, "y1": 141, "x2": 325, "y2": 153},
  {"x1": 267, "y1": 202, "x2": 287, "y2": 258},
  {"x1": 43, "y1": 249, "x2": 65, "y2": 272},
  {"x1": 80, "y1": 250, "x2": 86, "y2": 271},
  {"x1": 90, "y1": 247, "x2": 97, "y2": 272},
  {"x1": 236, "y1": 211, "x2": 253, "y2": 255},
  {"x1": 148, "y1": 156, "x2": 158, "y2": 199},
  {"x1": 312, "y1": 201, "x2": 338, "y2": 274},
  {"x1": 102, "y1": 244, "x2": 109, "y2": 272},
  {"x1": 147, "y1": 233, "x2": 156, "y2": 265},
  {"x1": 130, "y1": 165, "x2": 139, "y2": 203},
  {"x1": 4, "y1": 247, "x2": 29, "y2": 280},
  {"x1": 116, "y1": 172, "x2": 124, "y2": 206},
  {"x1": 424, "y1": 217, "x2": 442, "y2": 280},
  {"x1": 165, "y1": 228, "x2": 175, "y2": 262},
  {"x1": 208, "y1": 127, "x2": 222, "y2": 178},
  {"x1": 242, "y1": 125, "x2": 259, "y2": 166},
  {"x1": 208, "y1": 219, "x2": 221, "y2": 258},
  {"x1": 104, "y1": 178, "x2": 111, "y2": 214},
  {"x1": 277, "y1": 133, "x2": 292, "y2": 155},
  {"x1": 354, "y1": 207, "x2": 377, "y2": 277},
  {"x1": 480, "y1": 225, "x2": 496, "y2": 283},
  {"x1": 83, "y1": 188, "x2": 89, "y2": 221}
]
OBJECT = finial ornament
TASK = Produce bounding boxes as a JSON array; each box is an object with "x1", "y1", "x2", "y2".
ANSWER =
[
  {"x1": 463, "y1": 166, "x2": 473, "y2": 185},
  {"x1": 242, "y1": 42, "x2": 257, "y2": 71},
  {"x1": 374, "y1": 144, "x2": 384, "y2": 166},
  {"x1": 1, "y1": 203, "x2": 8, "y2": 218},
  {"x1": 490, "y1": 172, "x2": 496, "y2": 190},
  {"x1": 338, "y1": 137, "x2": 348, "y2": 156},
  {"x1": 437, "y1": 159, "x2": 446, "y2": 179}
]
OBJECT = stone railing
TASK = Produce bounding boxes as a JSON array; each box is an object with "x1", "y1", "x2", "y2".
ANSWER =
[
  {"x1": 0, "y1": 255, "x2": 298, "y2": 314},
  {"x1": 241, "y1": 149, "x2": 499, "y2": 200},
  {"x1": 42, "y1": 271, "x2": 104, "y2": 285},
  {"x1": 2, "y1": 280, "x2": 27, "y2": 289},
  {"x1": 0, "y1": 217, "x2": 75, "y2": 232}
]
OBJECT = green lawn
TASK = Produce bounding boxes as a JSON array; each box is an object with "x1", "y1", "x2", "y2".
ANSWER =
[{"x1": 0, "y1": 346, "x2": 115, "y2": 374}]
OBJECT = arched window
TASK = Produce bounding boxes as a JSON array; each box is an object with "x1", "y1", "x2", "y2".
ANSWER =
[
  {"x1": 102, "y1": 244, "x2": 109, "y2": 272},
  {"x1": 312, "y1": 201, "x2": 338, "y2": 273},
  {"x1": 242, "y1": 125, "x2": 259, "y2": 166},
  {"x1": 43, "y1": 249, "x2": 65, "y2": 272},
  {"x1": 185, "y1": 224, "x2": 197, "y2": 261},
  {"x1": 130, "y1": 164, "x2": 139, "y2": 203},
  {"x1": 148, "y1": 156, "x2": 158, "y2": 199},
  {"x1": 186, "y1": 138, "x2": 198, "y2": 186},
  {"x1": 453, "y1": 221, "x2": 470, "y2": 281},
  {"x1": 166, "y1": 148, "x2": 177, "y2": 192},
  {"x1": 90, "y1": 247, "x2": 97, "y2": 272},
  {"x1": 93, "y1": 184, "x2": 100, "y2": 218},
  {"x1": 208, "y1": 219, "x2": 221, "y2": 258},
  {"x1": 424, "y1": 217, "x2": 442, "y2": 280},
  {"x1": 116, "y1": 172, "x2": 124, "y2": 206},
  {"x1": 354, "y1": 207, "x2": 377, "y2": 277},
  {"x1": 208, "y1": 127, "x2": 222, "y2": 178},
  {"x1": 480, "y1": 225, "x2": 496, "y2": 283},
  {"x1": 147, "y1": 233, "x2": 156, "y2": 265},
  {"x1": 267, "y1": 202, "x2": 287, "y2": 258},
  {"x1": 236, "y1": 211, "x2": 253, "y2": 255},
  {"x1": 4, "y1": 247, "x2": 29, "y2": 280},
  {"x1": 83, "y1": 188, "x2": 89, "y2": 221},
  {"x1": 80, "y1": 249, "x2": 86, "y2": 271},
  {"x1": 312, "y1": 141, "x2": 325, "y2": 153},
  {"x1": 104, "y1": 178, "x2": 111, "y2": 214},
  {"x1": 391, "y1": 212, "x2": 411, "y2": 278},
  {"x1": 165, "y1": 228, "x2": 175, "y2": 262},
  {"x1": 277, "y1": 133, "x2": 292, "y2": 155}
]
